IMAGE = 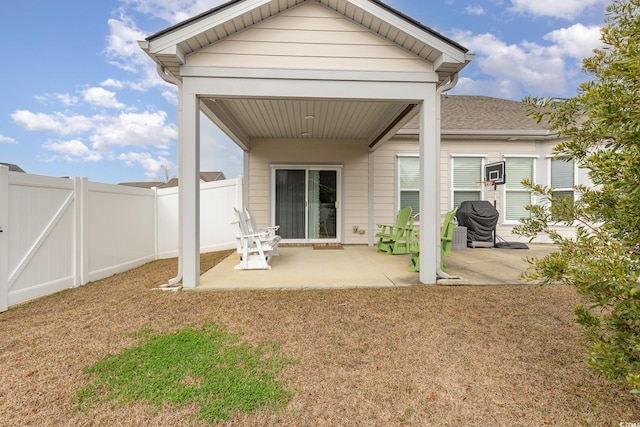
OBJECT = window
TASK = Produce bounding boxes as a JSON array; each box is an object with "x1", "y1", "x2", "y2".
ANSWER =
[
  {"x1": 398, "y1": 156, "x2": 420, "y2": 215},
  {"x1": 504, "y1": 157, "x2": 534, "y2": 222},
  {"x1": 452, "y1": 157, "x2": 483, "y2": 208},
  {"x1": 550, "y1": 158, "x2": 575, "y2": 201}
]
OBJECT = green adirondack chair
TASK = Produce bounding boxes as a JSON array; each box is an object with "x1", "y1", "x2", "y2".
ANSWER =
[
  {"x1": 407, "y1": 208, "x2": 457, "y2": 273},
  {"x1": 376, "y1": 206, "x2": 414, "y2": 255},
  {"x1": 408, "y1": 228, "x2": 420, "y2": 272},
  {"x1": 439, "y1": 208, "x2": 458, "y2": 273}
]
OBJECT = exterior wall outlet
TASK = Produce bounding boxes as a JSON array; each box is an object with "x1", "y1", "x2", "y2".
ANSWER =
[{"x1": 352, "y1": 225, "x2": 359, "y2": 233}]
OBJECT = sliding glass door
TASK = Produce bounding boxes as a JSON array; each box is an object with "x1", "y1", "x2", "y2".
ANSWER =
[{"x1": 273, "y1": 166, "x2": 340, "y2": 242}]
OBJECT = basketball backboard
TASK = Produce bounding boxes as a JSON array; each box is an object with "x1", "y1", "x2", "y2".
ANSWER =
[{"x1": 484, "y1": 161, "x2": 506, "y2": 185}]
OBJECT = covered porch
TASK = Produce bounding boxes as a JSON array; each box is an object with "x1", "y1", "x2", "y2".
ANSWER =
[
  {"x1": 139, "y1": 0, "x2": 474, "y2": 288},
  {"x1": 196, "y1": 244, "x2": 557, "y2": 290}
]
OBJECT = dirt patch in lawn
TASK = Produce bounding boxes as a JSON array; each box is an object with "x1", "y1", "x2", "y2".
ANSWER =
[{"x1": 0, "y1": 250, "x2": 637, "y2": 426}]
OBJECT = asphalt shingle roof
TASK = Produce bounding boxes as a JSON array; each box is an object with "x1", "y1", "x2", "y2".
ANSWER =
[{"x1": 404, "y1": 95, "x2": 551, "y2": 132}]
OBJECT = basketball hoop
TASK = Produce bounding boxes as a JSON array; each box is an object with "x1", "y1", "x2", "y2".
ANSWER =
[{"x1": 476, "y1": 180, "x2": 496, "y2": 187}]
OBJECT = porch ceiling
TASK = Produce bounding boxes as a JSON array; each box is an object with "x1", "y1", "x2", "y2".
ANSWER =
[{"x1": 200, "y1": 97, "x2": 417, "y2": 147}]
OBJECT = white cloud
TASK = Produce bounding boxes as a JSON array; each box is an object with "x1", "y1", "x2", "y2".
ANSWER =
[
  {"x1": 465, "y1": 5, "x2": 486, "y2": 15},
  {"x1": 123, "y1": 0, "x2": 226, "y2": 24},
  {"x1": 82, "y1": 87, "x2": 126, "y2": 109},
  {"x1": 544, "y1": 23, "x2": 603, "y2": 59},
  {"x1": 90, "y1": 110, "x2": 178, "y2": 151},
  {"x1": 105, "y1": 12, "x2": 149, "y2": 72},
  {"x1": 509, "y1": 0, "x2": 608, "y2": 19},
  {"x1": 453, "y1": 30, "x2": 570, "y2": 97},
  {"x1": 43, "y1": 139, "x2": 103, "y2": 162},
  {"x1": 101, "y1": 78, "x2": 125, "y2": 89},
  {"x1": 11, "y1": 110, "x2": 94, "y2": 135},
  {"x1": 0, "y1": 134, "x2": 17, "y2": 144},
  {"x1": 119, "y1": 151, "x2": 174, "y2": 177},
  {"x1": 12, "y1": 109, "x2": 177, "y2": 153},
  {"x1": 104, "y1": 10, "x2": 177, "y2": 92},
  {"x1": 34, "y1": 93, "x2": 79, "y2": 107}
]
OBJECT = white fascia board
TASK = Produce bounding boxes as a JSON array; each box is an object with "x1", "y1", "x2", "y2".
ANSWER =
[
  {"x1": 434, "y1": 52, "x2": 474, "y2": 72},
  {"x1": 396, "y1": 128, "x2": 556, "y2": 139},
  {"x1": 348, "y1": 0, "x2": 468, "y2": 62},
  {"x1": 180, "y1": 66, "x2": 439, "y2": 83},
  {"x1": 147, "y1": 0, "x2": 273, "y2": 54},
  {"x1": 157, "y1": 45, "x2": 186, "y2": 65}
]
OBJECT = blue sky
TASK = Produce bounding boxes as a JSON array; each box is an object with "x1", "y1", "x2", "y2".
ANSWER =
[{"x1": 0, "y1": 0, "x2": 608, "y2": 184}]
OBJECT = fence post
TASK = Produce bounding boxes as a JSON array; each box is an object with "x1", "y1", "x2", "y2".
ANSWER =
[
  {"x1": 73, "y1": 177, "x2": 82, "y2": 287},
  {"x1": 74, "y1": 177, "x2": 89, "y2": 287},
  {"x1": 0, "y1": 165, "x2": 9, "y2": 312}
]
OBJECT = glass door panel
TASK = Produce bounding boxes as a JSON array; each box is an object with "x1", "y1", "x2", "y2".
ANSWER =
[
  {"x1": 274, "y1": 167, "x2": 340, "y2": 242},
  {"x1": 308, "y1": 170, "x2": 337, "y2": 239},
  {"x1": 275, "y1": 169, "x2": 306, "y2": 239}
]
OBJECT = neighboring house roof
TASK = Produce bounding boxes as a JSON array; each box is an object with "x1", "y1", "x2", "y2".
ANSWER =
[
  {"x1": 0, "y1": 163, "x2": 26, "y2": 173},
  {"x1": 119, "y1": 172, "x2": 226, "y2": 189},
  {"x1": 401, "y1": 95, "x2": 554, "y2": 140}
]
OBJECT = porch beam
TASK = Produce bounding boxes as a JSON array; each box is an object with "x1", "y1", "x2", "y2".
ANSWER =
[
  {"x1": 181, "y1": 67, "x2": 440, "y2": 84},
  {"x1": 182, "y1": 76, "x2": 429, "y2": 103}
]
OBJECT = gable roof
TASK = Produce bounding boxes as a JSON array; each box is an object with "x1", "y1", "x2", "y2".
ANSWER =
[
  {"x1": 140, "y1": 0, "x2": 472, "y2": 86},
  {"x1": 401, "y1": 95, "x2": 554, "y2": 140},
  {"x1": 119, "y1": 172, "x2": 227, "y2": 189},
  {"x1": 0, "y1": 162, "x2": 26, "y2": 173}
]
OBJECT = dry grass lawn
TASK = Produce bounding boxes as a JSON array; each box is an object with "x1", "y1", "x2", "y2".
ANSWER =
[{"x1": 0, "y1": 250, "x2": 638, "y2": 426}]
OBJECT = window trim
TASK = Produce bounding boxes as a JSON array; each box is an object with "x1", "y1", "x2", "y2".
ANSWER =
[
  {"x1": 501, "y1": 155, "x2": 537, "y2": 225},
  {"x1": 450, "y1": 154, "x2": 487, "y2": 210},
  {"x1": 396, "y1": 153, "x2": 420, "y2": 218},
  {"x1": 547, "y1": 155, "x2": 576, "y2": 198}
]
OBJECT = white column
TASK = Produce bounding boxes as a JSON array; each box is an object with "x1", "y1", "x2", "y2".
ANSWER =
[
  {"x1": 419, "y1": 86, "x2": 438, "y2": 284},
  {"x1": 181, "y1": 84, "x2": 201, "y2": 287},
  {"x1": 0, "y1": 165, "x2": 8, "y2": 312}
]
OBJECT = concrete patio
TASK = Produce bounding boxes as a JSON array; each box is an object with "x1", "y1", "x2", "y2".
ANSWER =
[{"x1": 196, "y1": 244, "x2": 557, "y2": 291}]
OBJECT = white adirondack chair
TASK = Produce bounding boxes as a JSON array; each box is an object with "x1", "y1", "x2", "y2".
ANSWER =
[{"x1": 233, "y1": 208, "x2": 281, "y2": 270}]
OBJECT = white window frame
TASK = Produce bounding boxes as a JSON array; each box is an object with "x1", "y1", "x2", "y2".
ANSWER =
[
  {"x1": 450, "y1": 154, "x2": 487, "y2": 210},
  {"x1": 396, "y1": 153, "x2": 420, "y2": 218},
  {"x1": 547, "y1": 156, "x2": 576, "y2": 199},
  {"x1": 502, "y1": 155, "x2": 538, "y2": 225}
]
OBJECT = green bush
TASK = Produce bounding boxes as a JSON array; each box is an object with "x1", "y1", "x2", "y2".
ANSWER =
[{"x1": 516, "y1": 0, "x2": 640, "y2": 392}]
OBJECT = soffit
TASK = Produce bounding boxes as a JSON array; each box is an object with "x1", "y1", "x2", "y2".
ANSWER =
[{"x1": 201, "y1": 97, "x2": 414, "y2": 142}]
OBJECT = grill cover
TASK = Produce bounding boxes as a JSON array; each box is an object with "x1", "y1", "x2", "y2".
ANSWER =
[{"x1": 455, "y1": 201, "x2": 499, "y2": 246}]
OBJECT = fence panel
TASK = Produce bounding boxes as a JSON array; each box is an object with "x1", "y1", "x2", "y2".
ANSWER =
[
  {"x1": 84, "y1": 180, "x2": 157, "y2": 282},
  {"x1": 200, "y1": 178, "x2": 242, "y2": 254},
  {"x1": 5, "y1": 172, "x2": 76, "y2": 307},
  {"x1": 157, "y1": 177, "x2": 242, "y2": 258},
  {"x1": 0, "y1": 172, "x2": 242, "y2": 312}
]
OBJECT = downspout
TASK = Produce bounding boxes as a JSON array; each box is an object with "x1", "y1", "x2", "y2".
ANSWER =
[
  {"x1": 435, "y1": 73, "x2": 458, "y2": 279},
  {"x1": 157, "y1": 65, "x2": 184, "y2": 287}
]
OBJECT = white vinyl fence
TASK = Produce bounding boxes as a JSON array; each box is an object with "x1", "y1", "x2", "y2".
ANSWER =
[{"x1": 0, "y1": 165, "x2": 242, "y2": 312}]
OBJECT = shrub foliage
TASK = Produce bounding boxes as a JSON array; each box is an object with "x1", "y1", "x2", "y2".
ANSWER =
[{"x1": 516, "y1": 0, "x2": 640, "y2": 392}]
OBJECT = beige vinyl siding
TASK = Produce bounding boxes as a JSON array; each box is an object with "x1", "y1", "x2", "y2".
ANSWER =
[
  {"x1": 187, "y1": 3, "x2": 432, "y2": 73},
  {"x1": 374, "y1": 137, "x2": 546, "y2": 242},
  {"x1": 248, "y1": 138, "x2": 369, "y2": 244},
  {"x1": 373, "y1": 138, "x2": 419, "y2": 227}
]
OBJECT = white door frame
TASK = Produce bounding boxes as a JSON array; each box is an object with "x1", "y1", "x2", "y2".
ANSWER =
[{"x1": 270, "y1": 164, "x2": 343, "y2": 244}]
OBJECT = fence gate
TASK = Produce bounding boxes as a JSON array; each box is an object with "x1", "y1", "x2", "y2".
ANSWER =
[{"x1": 3, "y1": 172, "x2": 77, "y2": 310}]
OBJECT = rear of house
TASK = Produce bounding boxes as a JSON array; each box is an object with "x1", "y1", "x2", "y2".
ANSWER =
[{"x1": 374, "y1": 95, "x2": 588, "y2": 244}]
